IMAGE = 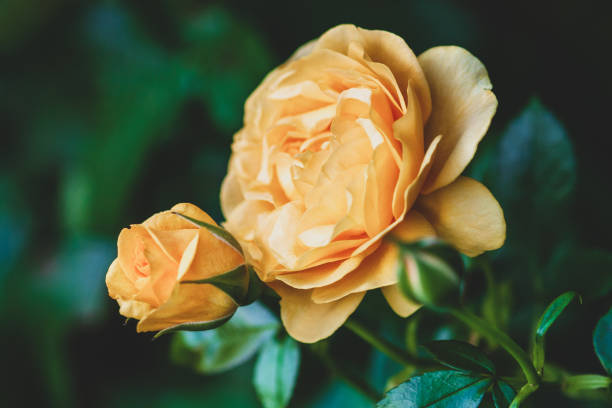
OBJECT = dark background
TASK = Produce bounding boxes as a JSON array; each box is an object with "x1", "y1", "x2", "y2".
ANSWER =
[{"x1": 1, "y1": 1, "x2": 611, "y2": 407}]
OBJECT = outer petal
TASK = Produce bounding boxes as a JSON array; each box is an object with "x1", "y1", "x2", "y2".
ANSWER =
[
  {"x1": 271, "y1": 282, "x2": 365, "y2": 343},
  {"x1": 314, "y1": 24, "x2": 431, "y2": 121},
  {"x1": 381, "y1": 284, "x2": 421, "y2": 318},
  {"x1": 144, "y1": 202, "x2": 217, "y2": 230},
  {"x1": 417, "y1": 176, "x2": 506, "y2": 257},
  {"x1": 311, "y1": 241, "x2": 399, "y2": 303},
  {"x1": 136, "y1": 229, "x2": 243, "y2": 332},
  {"x1": 419, "y1": 46, "x2": 497, "y2": 193}
]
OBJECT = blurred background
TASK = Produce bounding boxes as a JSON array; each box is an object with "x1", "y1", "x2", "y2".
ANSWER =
[{"x1": 1, "y1": 0, "x2": 611, "y2": 407}]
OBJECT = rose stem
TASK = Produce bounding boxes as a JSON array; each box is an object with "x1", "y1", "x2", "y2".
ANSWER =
[
  {"x1": 344, "y1": 319, "x2": 421, "y2": 367},
  {"x1": 449, "y1": 309, "x2": 540, "y2": 388}
]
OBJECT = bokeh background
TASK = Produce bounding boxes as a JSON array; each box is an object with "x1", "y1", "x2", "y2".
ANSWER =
[{"x1": 1, "y1": 1, "x2": 611, "y2": 407}]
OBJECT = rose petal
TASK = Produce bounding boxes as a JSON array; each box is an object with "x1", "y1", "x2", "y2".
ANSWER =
[
  {"x1": 417, "y1": 176, "x2": 506, "y2": 257},
  {"x1": 314, "y1": 24, "x2": 431, "y2": 121},
  {"x1": 106, "y1": 258, "x2": 137, "y2": 300},
  {"x1": 418, "y1": 46, "x2": 498, "y2": 193},
  {"x1": 271, "y1": 282, "x2": 365, "y2": 343},
  {"x1": 381, "y1": 284, "x2": 421, "y2": 317},
  {"x1": 311, "y1": 241, "x2": 399, "y2": 303},
  {"x1": 311, "y1": 211, "x2": 435, "y2": 303}
]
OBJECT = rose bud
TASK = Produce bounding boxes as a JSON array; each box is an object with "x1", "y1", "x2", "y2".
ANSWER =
[
  {"x1": 106, "y1": 203, "x2": 244, "y2": 333},
  {"x1": 397, "y1": 238, "x2": 464, "y2": 309}
]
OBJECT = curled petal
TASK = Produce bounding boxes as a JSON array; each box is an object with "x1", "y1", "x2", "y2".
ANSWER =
[
  {"x1": 418, "y1": 46, "x2": 497, "y2": 193},
  {"x1": 417, "y1": 176, "x2": 506, "y2": 257}
]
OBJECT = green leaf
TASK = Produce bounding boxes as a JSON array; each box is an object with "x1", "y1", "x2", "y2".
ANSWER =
[
  {"x1": 493, "y1": 99, "x2": 575, "y2": 225},
  {"x1": 491, "y1": 381, "x2": 516, "y2": 408},
  {"x1": 182, "y1": 264, "x2": 262, "y2": 306},
  {"x1": 153, "y1": 313, "x2": 234, "y2": 339},
  {"x1": 253, "y1": 336, "x2": 301, "y2": 408},
  {"x1": 377, "y1": 370, "x2": 492, "y2": 408},
  {"x1": 398, "y1": 240, "x2": 462, "y2": 309},
  {"x1": 171, "y1": 211, "x2": 243, "y2": 255},
  {"x1": 531, "y1": 291, "x2": 580, "y2": 374},
  {"x1": 594, "y1": 307, "x2": 612, "y2": 374},
  {"x1": 170, "y1": 302, "x2": 279, "y2": 374},
  {"x1": 422, "y1": 340, "x2": 495, "y2": 374}
]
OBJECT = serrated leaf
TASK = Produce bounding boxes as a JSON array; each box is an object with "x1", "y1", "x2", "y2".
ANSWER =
[
  {"x1": 422, "y1": 340, "x2": 495, "y2": 374},
  {"x1": 377, "y1": 370, "x2": 492, "y2": 408},
  {"x1": 253, "y1": 336, "x2": 300, "y2": 408},
  {"x1": 594, "y1": 307, "x2": 612, "y2": 374},
  {"x1": 182, "y1": 264, "x2": 263, "y2": 306},
  {"x1": 172, "y1": 211, "x2": 243, "y2": 255},
  {"x1": 170, "y1": 302, "x2": 279, "y2": 374},
  {"x1": 153, "y1": 313, "x2": 234, "y2": 339},
  {"x1": 531, "y1": 291, "x2": 580, "y2": 374}
]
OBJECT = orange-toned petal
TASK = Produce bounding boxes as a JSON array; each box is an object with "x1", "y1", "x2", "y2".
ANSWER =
[
  {"x1": 314, "y1": 25, "x2": 431, "y2": 120},
  {"x1": 179, "y1": 228, "x2": 245, "y2": 283},
  {"x1": 311, "y1": 241, "x2": 399, "y2": 303},
  {"x1": 144, "y1": 203, "x2": 217, "y2": 230},
  {"x1": 271, "y1": 282, "x2": 365, "y2": 343},
  {"x1": 352, "y1": 134, "x2": 441, "y2": 257},
  {"x1": 136, "y1": 283, "x2": 237, "y2": 332},
  {"x1": 106, "y1": 258, "x2": 136, "y2": 300},
  {"x1": 117, "y1": 298, "x2": 152, "y2": 320},
  {"x1": 390, "y1": 210, "x2": 436, "y2": 243},
  {"x1": 419, "y1": 46, "x2": 497, "y2": 193},
  {"x1": 364, "y1": 143, "x2": 399, "y2": 237},
  {"x1": 391, "y1": 82, "x2": 424, "y2": 219},
  {"x1": 417, "y1": 176, "x2": 506, "y2": 257},
  {"x1": 381, "y1": 284, "x2": 421, "y2": 317},
  {"x1": 276, "y1": 250, "x2": 369, "y2": 289}
]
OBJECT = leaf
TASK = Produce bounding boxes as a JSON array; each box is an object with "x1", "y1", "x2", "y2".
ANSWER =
[
  {"x1": 422, "y1": 340, "x2": 495, "y2": 374},
  {"x1": 491, "y1": 381, "x2": 516, "y2": 408},
  {"x1": 531, "y1": 291, "x2": 580, "y2": 374},
  {"x1": 594, "y1": 307, "x2": 612, "y2": 374},
  {"x1": 172, "y1": 211, "x2": 243, "y2": 255},
  {"x1": 253, "y1": 336, "x2": 301, "y2": 408},
  {"x1": 377, "y1": 370, "x2": 492, "y2": 408},
  {"x1": 153, "y1": 313, "x2": 234, "y2": 339},
  {"x1": 170, "y1": 302, "x2": 279, "y2": 374}
]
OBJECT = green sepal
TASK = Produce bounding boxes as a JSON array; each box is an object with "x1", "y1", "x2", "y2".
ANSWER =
[
  {"x1": 153, "y1": 312, "x2": 234, "y2": 339},
  {"x1": 563, "y1": 374, "x2": 611, "y2": 394},
  {"x1": 531, "y1": 291, "x2": 580, "y2": 374},
  {"x1": 422, "y1": 340, "x2": 496, "y2": 375},
  {"x1": 171, "y1": 211, "x2": 243, "y2": 255},
  {"x1": 182, "y1": 264, "x2": 263, "y2": 306}
]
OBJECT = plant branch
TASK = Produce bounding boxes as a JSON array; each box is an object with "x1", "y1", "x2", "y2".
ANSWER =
[
  {"x1": 344, "y1": 319, "x2": 424, "y2": 367},
  {"x1": 449, "y1": 309, "x2": 540, "y2": 387}
]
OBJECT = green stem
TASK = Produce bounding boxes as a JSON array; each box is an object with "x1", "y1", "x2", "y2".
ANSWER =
[
  {"x1": 344, "y1": 319, "x2": 420, "y2": 366},
  {"x1": 509, "y1": 383, "x2": 539, "y2": 408},
  {"x1": 450, "y1": 309, "x2": 540, "y2": 387},
  {"x1": 309, "y1": 344, "x2": 380, "y2": 402}
]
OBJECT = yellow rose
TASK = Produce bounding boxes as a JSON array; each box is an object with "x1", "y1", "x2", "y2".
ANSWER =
[
  {"x1": 221, "y1": 25, "x2": 505, "y2": 343},
  {"x1": 106, "y1": 203, "x2": 243, "y2": 332}
]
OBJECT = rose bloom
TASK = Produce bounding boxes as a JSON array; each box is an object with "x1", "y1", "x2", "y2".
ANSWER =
[
  {"x1": 106, "y1": 203, "x2": 243, "y2": 332},
  {"x1": 221, "y1": 25, "x2": 505, "y2": 343}
]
